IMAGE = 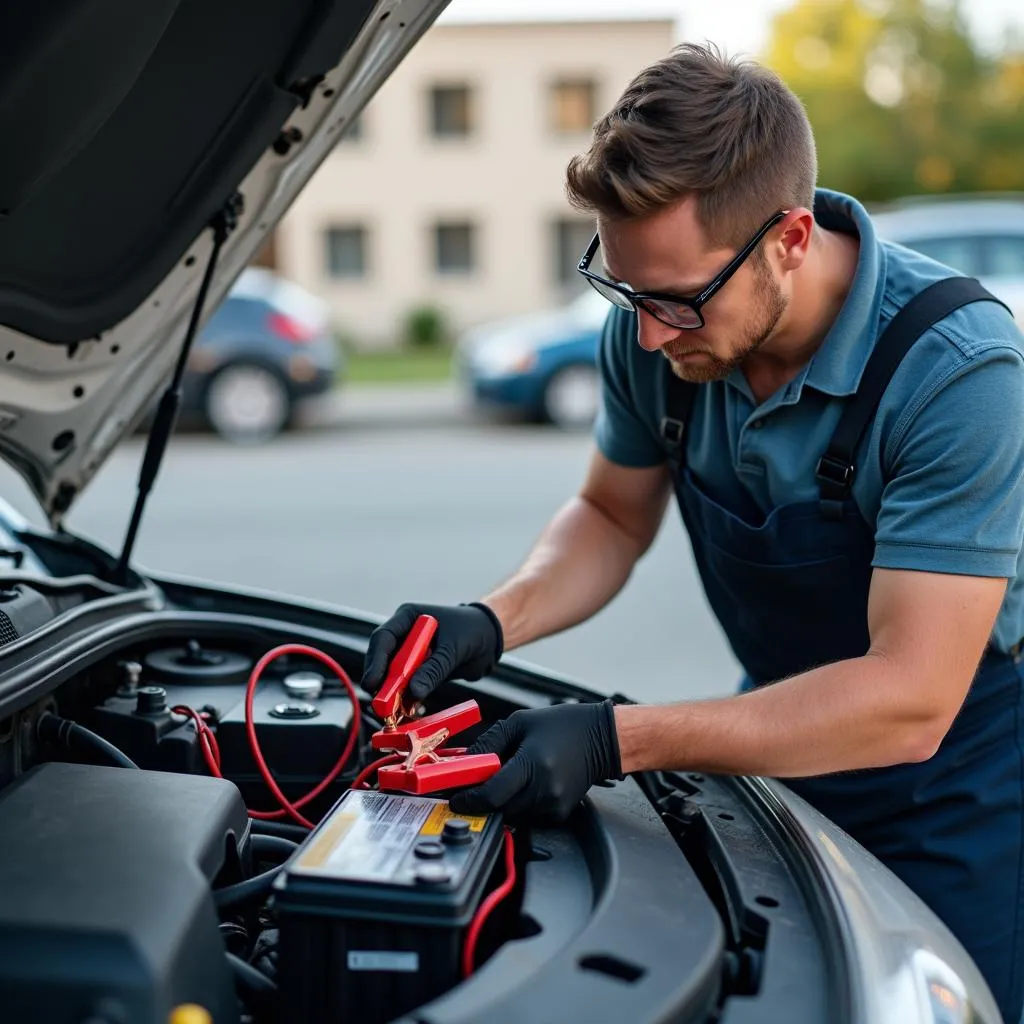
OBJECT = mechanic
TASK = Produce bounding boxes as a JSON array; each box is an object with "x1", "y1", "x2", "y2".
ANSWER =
[{"x1": 361, "y1": 43, "x2": 1024, "y2": 1021}]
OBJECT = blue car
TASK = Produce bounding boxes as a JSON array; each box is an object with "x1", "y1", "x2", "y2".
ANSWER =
[
  {"x1": 177, "y1": 267, "x2": 343, "y2": 443},
  {"x1": 456, "y1": 290, "x2": 609, "y2": 428}
]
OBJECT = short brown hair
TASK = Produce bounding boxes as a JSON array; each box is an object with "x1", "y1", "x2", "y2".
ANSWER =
[{"x1": 565, "y1": 43, "x2": 816, "y2": 248}]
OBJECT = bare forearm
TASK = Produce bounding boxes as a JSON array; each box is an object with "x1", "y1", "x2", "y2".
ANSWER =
[
  {"x1": 481, "y1": 496, "x2": 643, "y2": 650},
  {"x1": 615, "y1": 652, "x2": 948, "y2": 777}
]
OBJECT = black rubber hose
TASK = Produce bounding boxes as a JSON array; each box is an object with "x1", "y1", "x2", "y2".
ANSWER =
[
  {"x1": 226, "y1": 952, "x2": 278, "y2": 1021},
  {"x1": 249, "y1": 819, "x2": 310, "y2": 843},
  {"x1": 214, "y1": 834, "x2": 297, "y2": 912},
  {"x1": 214, "y1": 864, "x2": 283, "y2": 912},
  {"x1": 37, "y1": 713, "x2": 139, "y2": 770},
  {"x1": 250, "y1": 834, "x2": 299, "y2": 863},
  {"x1": 213, "y1": 836, "x2": 298, "y2": 913}
]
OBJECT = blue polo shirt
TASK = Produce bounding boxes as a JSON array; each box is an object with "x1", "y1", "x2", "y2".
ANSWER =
[{"x1": 594, "y1": 188, "x2": 1024, "y2": 653}]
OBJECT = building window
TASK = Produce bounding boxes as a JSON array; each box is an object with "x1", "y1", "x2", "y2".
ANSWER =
[
  {"x1": 553, "y1": 218, "x2": 596, "y2": 287},
  {"x1": 430, "y1": 85, "x2": 473, "y2": 138},
  {"x1": 325, "y1": 226, "x2": 367, "y2": 278},
  {"x1": 550, "y1": 79, "x2": 596, "y2": 134},
  {"x1": 434, "y1": 222, "x2": 476, "y2": 274}
]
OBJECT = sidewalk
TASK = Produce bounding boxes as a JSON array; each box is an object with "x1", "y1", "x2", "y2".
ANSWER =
[{"x1": 299, "y1": 382, "x2": 473, "y2": 431}]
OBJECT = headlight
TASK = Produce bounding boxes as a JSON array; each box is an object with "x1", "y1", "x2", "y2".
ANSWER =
[
  {"x1": 910, "y1": 949, "x2": 971, "y2": 1024},
  {"x1": 469, "y1": 338, "x2": 538, "y2": 378},
  {"x1": 747, "y1": 780, "x2": 1003, "y2": 1024}
]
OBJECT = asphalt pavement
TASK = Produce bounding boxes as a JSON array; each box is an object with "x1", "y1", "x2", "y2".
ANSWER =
[{"x1": 0, "y1": 384, "x2": 740, "y2": 705}]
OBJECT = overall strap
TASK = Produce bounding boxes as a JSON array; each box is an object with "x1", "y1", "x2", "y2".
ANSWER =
[
  {"x1": 660, "y1": 365, "x2": 698, "y2": 470},
  {"x1": 816, "y1": 276, "x2": 1009, "y2": 518}
]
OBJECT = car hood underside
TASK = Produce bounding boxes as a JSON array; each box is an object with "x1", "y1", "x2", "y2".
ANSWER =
[{"x1": 0, "y1": 0, "x2": 447, "y2": 524}]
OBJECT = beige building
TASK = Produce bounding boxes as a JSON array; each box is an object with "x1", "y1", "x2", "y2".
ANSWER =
[{"x1": 270, "y1": 17, "x2": 674, "y2": 347}]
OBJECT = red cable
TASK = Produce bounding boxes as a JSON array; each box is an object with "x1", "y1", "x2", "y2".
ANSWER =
[
  {"x1": 243, "y1": 644, "x2": 361, "y2": 829},
  {"x1": 352, "y1": 753, "x2": 404, "y2": 790},
  {"x1": 172, "y1": 705, "x2": 222, "y2": 776},
  {"x1": 174, "y1": 644, "x2": 360, "y2": 830},
  {"x1": 176, "y1": 643, "x2": 479, "y2": 829},
  {"x1": 462, "y1": 828, "x2": 517, "y2": 979}
]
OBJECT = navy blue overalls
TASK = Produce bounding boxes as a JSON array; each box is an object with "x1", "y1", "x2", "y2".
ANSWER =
[{"x1": 659, "y1": 278, "x2": 1024, "y2": 1022}]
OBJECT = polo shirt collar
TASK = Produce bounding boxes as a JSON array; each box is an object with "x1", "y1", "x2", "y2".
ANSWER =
[{"x1": 800, "y1": 188, "x2": 886, "y2": 398}]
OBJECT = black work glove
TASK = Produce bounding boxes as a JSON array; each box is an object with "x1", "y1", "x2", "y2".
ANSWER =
[
  {"x1": 360, "y1": 602, "x2": 503, "y2": 703},
  {"x1": 448, "y1": 700, "x2": 624, "y2": 822}
]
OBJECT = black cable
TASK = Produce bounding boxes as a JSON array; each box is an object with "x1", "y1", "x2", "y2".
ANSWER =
[
  {"x1": 219, "y1": 921, "x2": 249, "y2": 957},
  {"x1": 214, "y1": 835, "x2": 297, "y2": 912},
  {"x1": 214, "y1": 864, "x2": 283, "y2": 913},
  {"x1": 250, "y1": 930, "x2": 279, "y2": 970},
  {"x1": 250, "y1": 834, "x2": 298, "y2": 864},
  {"x1": 249, "y1": 819, "x2": 310, "y2": 843},
  {"x1": 37, "y1": 713, "x2": 139, "y2": 770},
  {"x1": 226, "y1": 951, "x2": 278, "y2": 1021}
]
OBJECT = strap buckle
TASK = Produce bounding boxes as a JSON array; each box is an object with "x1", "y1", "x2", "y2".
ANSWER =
[
  {"x1": 660, "y1": 416, "x2": 685, "y2": 446},
  {"x1": 815, "y1": 454, "x2": 855, "y2": 489}
]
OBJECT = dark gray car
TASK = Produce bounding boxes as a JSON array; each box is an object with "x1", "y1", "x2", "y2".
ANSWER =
[{"x1": 176, "y1": 267, "x2": 341, "y2": 443}]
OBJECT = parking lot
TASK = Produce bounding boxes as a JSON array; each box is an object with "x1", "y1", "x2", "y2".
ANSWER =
[{"x1": 0, "y1": 388, "x2": 739, "y2": 705}]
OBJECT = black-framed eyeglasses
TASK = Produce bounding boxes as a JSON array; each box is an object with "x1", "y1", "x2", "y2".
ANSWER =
[{"x1": 576, "y1": 209, "x2": 788, "y2": 330}]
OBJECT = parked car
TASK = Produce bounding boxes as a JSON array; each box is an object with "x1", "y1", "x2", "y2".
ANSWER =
[
  {"x1": 0, "y1": 4, "x2": 1005, "y2": 1024},
  {"x1": 175, "y1": 266, "x2": 342, "y2": 443},
  {"x1": 870, "y1": 194, "x2": 1024, "y2": 319},
  {"x1": 456, "y1": 289, "x2": 608, "y2": 429}
]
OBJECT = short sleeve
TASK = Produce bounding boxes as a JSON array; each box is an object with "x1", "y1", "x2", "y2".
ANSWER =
[
  {"x1": 872, "y1": 343, "x2": 1024, "y2": 578},
  {"x1": 592, "y1": 306, "x2": 666, "y2": 468}
]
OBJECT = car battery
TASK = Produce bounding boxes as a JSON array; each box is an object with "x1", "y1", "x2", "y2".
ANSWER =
[{"x1": 275, "y1": 789, "x2": 504, "y2": 1024}]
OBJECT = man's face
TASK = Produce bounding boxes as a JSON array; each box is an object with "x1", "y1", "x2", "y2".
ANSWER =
[{"x1": 598, "y1": 198, "x2": 788, "y2": 383}]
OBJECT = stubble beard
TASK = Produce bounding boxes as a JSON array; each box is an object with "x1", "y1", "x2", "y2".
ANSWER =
[{"x1": 663, "y1": 264, "x2": 788, "y2": 384}]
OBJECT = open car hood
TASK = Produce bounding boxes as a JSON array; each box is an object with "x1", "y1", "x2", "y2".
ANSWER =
[{"x1": 0, "y1": 0, "x2": 448, "y2": 525}]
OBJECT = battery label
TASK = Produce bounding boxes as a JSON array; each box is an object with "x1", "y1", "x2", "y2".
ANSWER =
[
  {"x1": 347, "y1": 951, "x2": 419, "y2": 972},
  {"x1": 295, "y1": 791, "x2": 439, "y2": 882},
  {"x1": 419, "y1": 804, "x2": 487, "y2": 836}
]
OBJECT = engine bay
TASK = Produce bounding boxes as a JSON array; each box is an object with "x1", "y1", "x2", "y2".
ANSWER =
[
  {"x1": 0, "y1": 629, "x2": 520, "y2": 1024},
  {"x1": 0, "y1": 582, "x2": 837, "y2": 1024}
]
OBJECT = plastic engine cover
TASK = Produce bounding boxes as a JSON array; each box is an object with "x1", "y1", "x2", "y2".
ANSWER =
[{"x1": 0, "y1": 762, "x2": 249, "y2": 1024}]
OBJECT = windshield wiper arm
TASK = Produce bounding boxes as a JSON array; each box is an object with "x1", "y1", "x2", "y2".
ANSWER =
[{"x1": 114, "y1": 193, "x2": 243, "y2": 586}]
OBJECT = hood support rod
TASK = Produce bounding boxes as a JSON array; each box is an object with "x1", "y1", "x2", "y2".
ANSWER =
[{"x1": 114, "y1": 194, "x2": 243, "y2": 586}]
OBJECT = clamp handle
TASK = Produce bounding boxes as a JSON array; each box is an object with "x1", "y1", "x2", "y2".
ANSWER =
[
  {"x1": 370, "y1": 614, "x2": 439, "y2": 722},
  {"x1": 377, "y1": 753, "x2": 501, "y2": 795},
  {"x1": 370, "y1": 700, "x2": 482, "y2": 753}
]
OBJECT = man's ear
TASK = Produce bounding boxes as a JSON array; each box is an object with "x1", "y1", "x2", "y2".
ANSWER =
[{"x1": 774, "y1": 208, "x2": 815, "y2": 272}]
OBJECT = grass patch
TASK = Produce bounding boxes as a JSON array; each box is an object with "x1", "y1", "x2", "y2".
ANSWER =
[{"x1": 342, "y1": 344, "x2": 455, "y2": 385}]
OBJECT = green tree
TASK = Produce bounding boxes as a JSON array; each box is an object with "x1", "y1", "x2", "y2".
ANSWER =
[{"x1": 760, "y1": 0, "x2": 1024, "y2": 201}]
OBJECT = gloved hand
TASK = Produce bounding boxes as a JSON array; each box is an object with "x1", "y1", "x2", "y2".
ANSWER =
[
  {"x1": 448, "y1": 700, "x2": 624, "y2": 822},
  {"x1": 360, "y1": 602, "x2": 504, "y2": 703}
]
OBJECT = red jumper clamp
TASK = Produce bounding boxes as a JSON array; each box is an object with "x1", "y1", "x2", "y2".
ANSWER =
[{"x1": 369, "y1": 614, "x2": 500, "y2": 796}]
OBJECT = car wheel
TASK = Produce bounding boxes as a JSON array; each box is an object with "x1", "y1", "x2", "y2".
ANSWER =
[
  {"x1": 203, "y1": 363, "x2": 292, "y2": 443},
  {"x1": 542, "y1": 364, "x2": 600, "y2": 429}
]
